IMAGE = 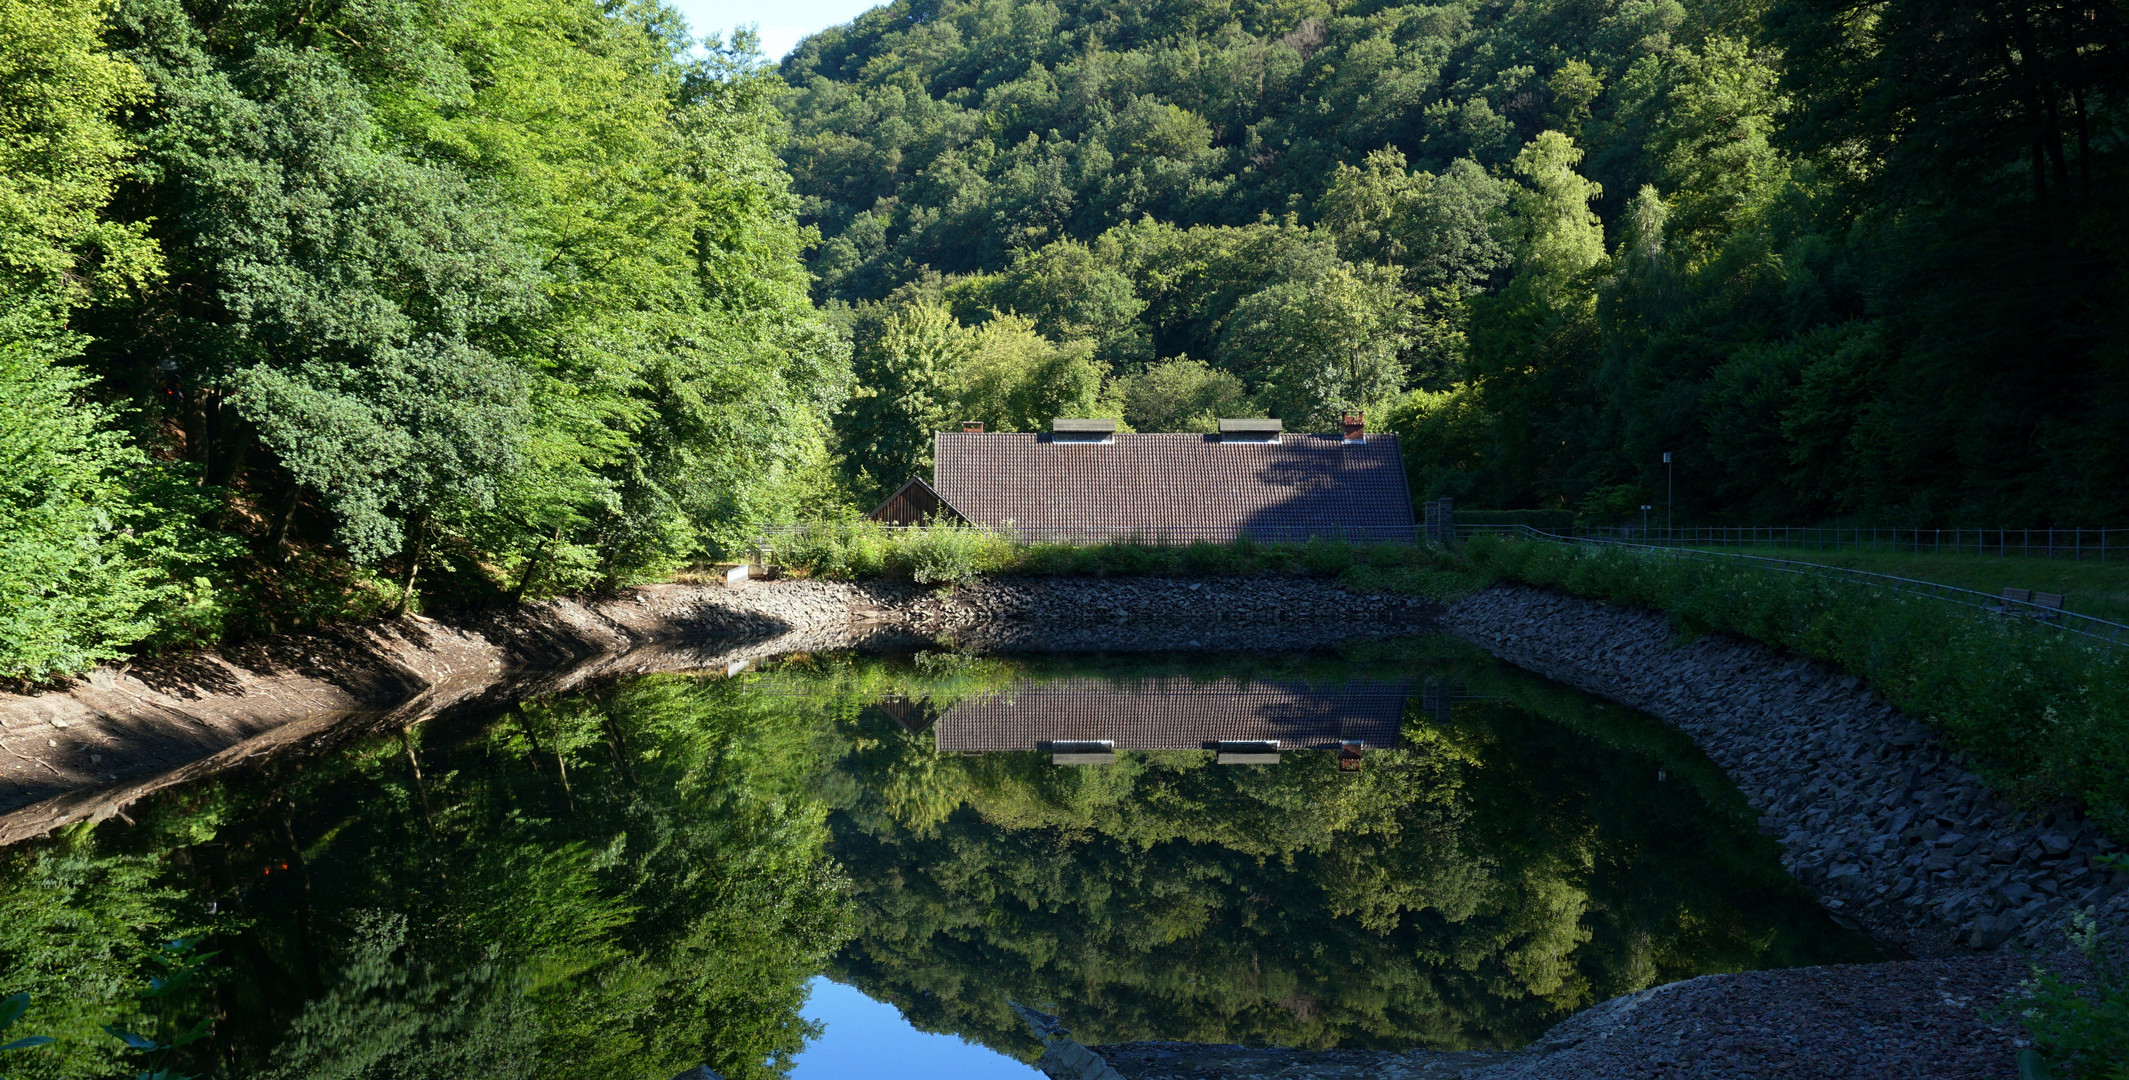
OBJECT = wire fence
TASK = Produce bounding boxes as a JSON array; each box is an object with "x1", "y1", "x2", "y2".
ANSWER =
[
  {"x1": 1457, "y1": 524, "x2": 2129, "y2": 650},
  {"x1": 1539, "y1": 524, "x2": 2126, "y2": 560}
]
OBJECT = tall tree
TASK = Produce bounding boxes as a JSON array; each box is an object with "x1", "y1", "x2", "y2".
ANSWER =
[{"x1": 0, "y1": 0, "x2": 175, "y2": 679}]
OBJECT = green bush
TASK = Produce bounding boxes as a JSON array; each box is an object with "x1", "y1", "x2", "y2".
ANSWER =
[
  {"x1": 2003, "y1": 896, "x2": 2129, "y2": 1080},
  {"x1": 1464, "y1": 534, "x2": 2129, "y2": 840},
  {"x1": 777, "y1": 520, "x2": 889, "y2": 579},
  {"x1": 888, "y1": 526, "x2": 1013, "y2": 585}
]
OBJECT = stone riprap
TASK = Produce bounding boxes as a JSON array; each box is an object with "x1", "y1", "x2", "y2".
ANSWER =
[
  {"x1": 1444, "y1": 585, "x2": 2129, "y2": 958},
  {"x1": 894, "y1": 576, "x2": 1439, "y2": 651},
  {"x1": 1465, "y1": 953, "x2": 2027, "y2": 1080},
  {"x1": 1095, "y1": 950, "x2": 2028, "y2": 1080},
  {"x1": 1093, "y1": 1042, "x2": 1511, "y2": 1079}
]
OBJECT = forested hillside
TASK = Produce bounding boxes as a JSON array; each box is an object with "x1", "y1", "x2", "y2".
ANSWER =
[
  {"x1": 1, "y1": 0, "x2": 2123, "y2": 678},
  {"x1": 781, "y1": 0, "x2": 2128, "y2": 520},
  {"x1": 0, "y1": 0, "x2": 844, "y2": 678}
]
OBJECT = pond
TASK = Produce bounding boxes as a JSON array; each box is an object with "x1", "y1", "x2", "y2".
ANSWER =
[{"x1": 0, "y1": 637, "x2": 1876, "y2": 1079}]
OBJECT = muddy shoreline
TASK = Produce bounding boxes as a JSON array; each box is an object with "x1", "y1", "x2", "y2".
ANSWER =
[{"x1": 0, "y1": 577, "x2": 1436, "y2": 844}]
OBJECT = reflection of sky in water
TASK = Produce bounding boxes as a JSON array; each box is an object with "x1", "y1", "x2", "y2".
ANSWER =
[{"x1": 794, "y1": 977, "x2": 1043, "y2": 1079}]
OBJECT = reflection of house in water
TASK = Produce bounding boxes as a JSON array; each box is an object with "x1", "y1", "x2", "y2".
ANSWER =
[{"x1": 932, "y1": 678, "x2": 1412, "y2": 756}]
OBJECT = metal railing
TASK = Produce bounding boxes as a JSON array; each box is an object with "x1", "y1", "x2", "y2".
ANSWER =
[
  {"x1": 1531, "y1": 524, "x2": 2125, "y2": 561},
  {"x1": 1458, "y1": 524, "x2": 2129, "y2": 649}
]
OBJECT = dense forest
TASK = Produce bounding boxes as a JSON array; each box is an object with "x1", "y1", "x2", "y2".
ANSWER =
[
  {"x1": 784, "y1": 0, "x2": 2128, "y2": 524},
  {"x1": 1, "y1": 0, "x2": 845, "y2": 678},
  {"x1": 1, "y1": 0, "x2": 2124, "y2": 677}
]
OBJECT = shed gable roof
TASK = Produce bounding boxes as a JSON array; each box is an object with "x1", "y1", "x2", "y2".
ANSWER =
[{"x1": 932, "y1": 431, "x2": 1415, "y2": 541}]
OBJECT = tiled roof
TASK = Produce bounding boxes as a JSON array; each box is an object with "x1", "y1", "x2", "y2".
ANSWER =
[
  {"x1": 932, "y1": 677, "x2": 1410, "y2": 752},
  {"x1": 931, "y1": 432, "x2": 1416, "y2": 542}
]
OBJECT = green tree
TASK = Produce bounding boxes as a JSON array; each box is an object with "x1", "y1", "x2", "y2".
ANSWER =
[
  {"x1": 1118, "y1": 358, "x2": 1258, "y2": 433},
  {"x1": 1216, "y1": 264, "x2": 1411, "y2": 428},
  {"x1": 0, "y1": 0, "x2": 189, "y2": 679},
  {"x1": 841, "y1": 302, "x2": 971, "y2": 496}
]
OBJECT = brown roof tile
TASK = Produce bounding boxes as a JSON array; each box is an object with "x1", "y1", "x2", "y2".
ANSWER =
[
  {"x1": 932, "y1": 432, "x2": 1416, "y2": 542},
  {"x1": 932, "y1": 677, "x2": 1409, "y2": 752}
]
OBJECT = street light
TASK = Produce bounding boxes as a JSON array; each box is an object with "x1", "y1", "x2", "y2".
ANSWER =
[
  {"x1": 1662, "y1": 452, "x2": 1674, "y2": 541},
  {"x1": 1641, "y1": 504, "x2": 1652, "y2": 539}
]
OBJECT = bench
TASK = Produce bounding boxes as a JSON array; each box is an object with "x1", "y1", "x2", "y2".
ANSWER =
[{"x1": 1989, "y1": 587, "x2": 2065, "y2": 620}]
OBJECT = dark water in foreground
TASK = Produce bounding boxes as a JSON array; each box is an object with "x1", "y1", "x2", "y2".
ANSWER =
[{"x1": 0, "y1": 639, "x2": 1875, "y2": 1079}]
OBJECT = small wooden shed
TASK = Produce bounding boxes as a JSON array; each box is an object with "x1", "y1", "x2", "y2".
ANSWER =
[{"x1": 866, "y1": 475, "x2": 968, "y2": 526}]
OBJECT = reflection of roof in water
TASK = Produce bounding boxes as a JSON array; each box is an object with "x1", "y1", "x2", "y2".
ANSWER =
[{"x1": 933, "y1": 678, "x2": 1410, "y2": 752}]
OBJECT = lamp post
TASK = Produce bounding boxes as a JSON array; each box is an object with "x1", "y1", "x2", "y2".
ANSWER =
[
  {"x1": 1641, "y1": 504, "x2": 1652, "y2": 539},
  {"x1": 1662, "y1": 452, "x2": 1673, "y2": 542}
]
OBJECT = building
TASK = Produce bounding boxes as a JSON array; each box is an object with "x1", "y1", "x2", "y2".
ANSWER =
[{"x1": 867, "y1": 416, "x2": 1416, "y2": 542}]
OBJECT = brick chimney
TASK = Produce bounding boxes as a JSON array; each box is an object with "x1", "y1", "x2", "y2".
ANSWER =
[
  {"x1": 1342, "y1": 413, "x2": 1366, "y2": 444},
  {"x1": 962, "y1": 421, "x2": 984, "y2": 433}
]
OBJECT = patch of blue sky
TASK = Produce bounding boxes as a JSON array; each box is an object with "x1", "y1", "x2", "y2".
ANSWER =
[
  {"x1": 790, "y1": 976, "x2": 1047, "y2": 1079},
  {"x1": 667, "y1": 0, "x2": 880, "y2": 61}
]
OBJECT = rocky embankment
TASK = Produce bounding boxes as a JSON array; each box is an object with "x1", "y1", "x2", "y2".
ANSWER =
[
  {"x1": 0, "y1": 576, "x2": 1430, "y2": 843},
  {"x1": 1444, "y1": 585, "x2": 2128, "y2": 958}
]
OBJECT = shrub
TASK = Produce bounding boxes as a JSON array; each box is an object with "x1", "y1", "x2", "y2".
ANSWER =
[
  {"x1": 2003, "y1": 897, "x2": 2129, "y2": 1080},
  {"x1": 778, "y1": 520, "x2": 888, "y2": 579},
  {"x1": 889, "y1": 525, "x2": 1012, "y2": 585}
]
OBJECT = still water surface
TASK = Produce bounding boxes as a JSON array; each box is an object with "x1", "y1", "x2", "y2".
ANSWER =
[{"x1": 0, "y1": 639, "x2": 1874, "y2": 1078}]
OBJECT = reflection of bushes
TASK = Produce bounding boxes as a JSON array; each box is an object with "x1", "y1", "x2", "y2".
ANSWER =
[
  {"x1": 0, "y1": 675, "x2": 852, "y2": 1080},
  {"x1": 820, "y1": 652, "x2": 1875, "y2": 1059}
]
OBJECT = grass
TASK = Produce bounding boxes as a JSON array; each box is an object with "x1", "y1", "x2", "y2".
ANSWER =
[
  {"x1": 773, "y1": 521, "x2": 1489, "y2": 601},
  {"x1": 1679, "y1": 546, "x2": 2129, "y2": 625}
]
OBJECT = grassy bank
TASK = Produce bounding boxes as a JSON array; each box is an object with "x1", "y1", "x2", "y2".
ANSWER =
[
  {"x1": 772, "y1": 522, "x2": 1487, "y2": 601},
  {"x1": 1460, "y1": 534, "x2": 2129, "y2": 842},
  {"x1": 1677, "y1": 546, "x2": 2129, "y2": 625}
]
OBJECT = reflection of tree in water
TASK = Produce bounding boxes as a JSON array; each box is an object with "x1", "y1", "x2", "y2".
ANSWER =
[
  {"x1": 0, "y1": 645, "x2": 1876, "y2": 1077},
  {"x1": 0, "y1": 675, "x2": 850, "y2": 1080},
  {"x1": 820, "y1": 654, "x2": 1878, "y2": 1059}
]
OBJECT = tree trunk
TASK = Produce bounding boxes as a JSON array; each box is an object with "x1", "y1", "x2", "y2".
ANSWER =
[
  {"x1": 267, "y1": 482, "x2": 302, "y2": 564},
  {"x1": 512, "y1": 524, "x2": 564, "y2": 603},
  {"x1": 396, "y1": 511, "x2": 430, "y2": 616}
]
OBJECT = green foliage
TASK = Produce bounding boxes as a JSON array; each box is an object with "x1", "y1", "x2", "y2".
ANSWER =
[
  {"x1": 0, "y1": 0, "x2": 851, "y2": 672},
  {"x1": 2003, "y1": 898, "x2": 2129, "y2": 1080},
  {"x1": 779, "y1": 525, "x2": 1489, "y2": 597},
  {"x1": 0, "y1": 673, "x2": 853, "y2": 1080},
  {"x1": 1116, "y1": 357, "x2": 1257, "y2": 433},
  {"x1": 1464, "y1": 536, "x2": 2129, "y2": 841},
  {"x1": 0, "y1": 324, "x2": 162, "y2": 681},
  {"x1": 841, "y1": 302, "x2": 970, "y2": 495},
  {"x1": 1, "y1": 992, "x2": 57, "y2": 1066},
  {"x1": 786, "y1": 0, "x2": 2129, "y2": 524},
  {"x1": 814, "y1": 650, "x2": 1876, "y2": 1055}
]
